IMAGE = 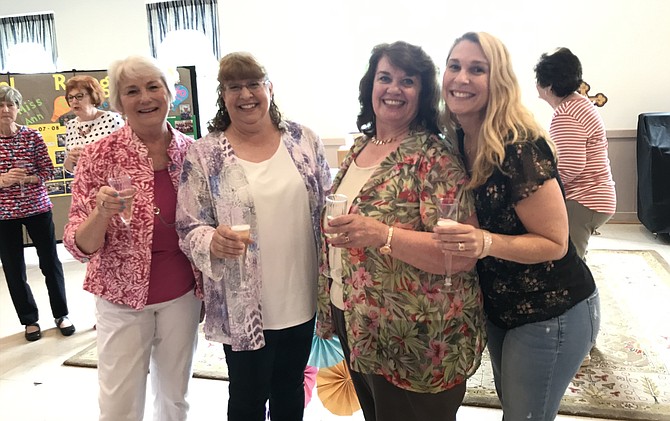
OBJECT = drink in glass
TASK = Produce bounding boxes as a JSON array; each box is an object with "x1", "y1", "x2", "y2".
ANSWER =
[
  {"x1": 438, "y1": 197, "x2": 459, "y2": 288},
  {"x1": 325, "y1": 194, "x2": 348, "y2": 238},
  {"x1": 108, "y1": 175, "x2": 136, "y2": 225}
]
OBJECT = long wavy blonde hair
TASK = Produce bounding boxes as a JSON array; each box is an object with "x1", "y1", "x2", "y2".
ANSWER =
[{"x1": 442, "y1": 32, "x2": 552, "y2": 188}]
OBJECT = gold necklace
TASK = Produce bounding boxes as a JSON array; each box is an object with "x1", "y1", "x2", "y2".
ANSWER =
[
  {"x1": 153, "y1": 204, "x2": 176, "y2": 227},
  {"x1": 370, "y1": 136, "x2": 396, "y2": 145}
]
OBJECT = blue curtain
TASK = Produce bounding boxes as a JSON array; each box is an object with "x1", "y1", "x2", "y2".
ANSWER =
[
  {"x1": 0, "y1": 13, "x2": 58, "y2": 71},
  {"x1": 146, "y1": 0, "x2": 220, "y2": 59}
]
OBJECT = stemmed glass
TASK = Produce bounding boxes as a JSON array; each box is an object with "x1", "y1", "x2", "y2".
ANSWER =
[
  {"x1": 107, "y1": 174, "x2": 136, "y2": 226},
  {"x1": 437, "y1": 197, "x2": 459, "y2": 288},
  {"x1": 230, "y1": 207, "x2": 252, "y2": 292},
  {"x1": 14, "y1": 159, "x2": 30, "y2": 197}
]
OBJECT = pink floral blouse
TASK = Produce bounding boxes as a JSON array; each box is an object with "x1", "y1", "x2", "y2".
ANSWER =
[
  {"x1": 63, "y1": 124, "x2": 203, "y2": 309},
  {"x1": 316, "y1": 132, "x2": 487, "y2": 394}
]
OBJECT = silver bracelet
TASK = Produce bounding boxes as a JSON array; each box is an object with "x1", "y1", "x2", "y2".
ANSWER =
[{"x1": 478, "y1": 229, "x2": 493, "y2": 259}]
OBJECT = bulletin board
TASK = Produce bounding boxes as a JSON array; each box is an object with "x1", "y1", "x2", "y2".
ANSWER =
[{"x1": 0, "y1": 66, "x2": 201, "y2": 198}]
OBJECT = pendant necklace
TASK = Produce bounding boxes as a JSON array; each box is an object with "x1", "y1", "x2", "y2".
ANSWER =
[{"x1": 153, "y1": 204, "x2": 176, "y2": 227}]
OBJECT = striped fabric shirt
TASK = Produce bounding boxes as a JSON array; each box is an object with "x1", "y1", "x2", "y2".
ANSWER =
[{"x1": 549, "y1": 95, "x2": 616, "y2": 214}]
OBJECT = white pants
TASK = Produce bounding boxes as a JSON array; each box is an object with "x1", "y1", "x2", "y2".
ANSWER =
[{"x1": 95, "y1": 291, "x2": 201, "y2": 421}]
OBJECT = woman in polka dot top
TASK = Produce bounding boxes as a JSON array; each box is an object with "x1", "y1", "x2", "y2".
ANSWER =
[{"x1": 63, "y1": 75, "x2": 124, "y2": 172}]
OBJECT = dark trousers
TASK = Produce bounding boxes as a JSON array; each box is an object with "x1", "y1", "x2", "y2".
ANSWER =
[
  {"x1": 0, "y1": 211, "x2": 68, "y2": 326},
  {"x1": 223, "y1": 315, "x2": 314, "y2": 421},
  {"x1": 332, "y1": 305, "x2": 466, "y2": 421}
]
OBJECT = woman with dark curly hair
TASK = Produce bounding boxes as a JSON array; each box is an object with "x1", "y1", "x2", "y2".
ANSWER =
[
  {"x1": 534, "y1": 47, "x2": 616, "y2": 260},
  {"x1": 176, "y1": 52, "x2": 331, "y2": 421},
  {"x1": 316, "y1": 41, "x2": 486, "y2": 421}
]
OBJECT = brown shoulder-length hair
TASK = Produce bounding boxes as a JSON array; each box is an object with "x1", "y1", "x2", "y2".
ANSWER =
[
  {"x1": 65, "y1": 75, "x2": 106, "y2": 107},
  {"x1": 356, "y1": 41, "x2": 441, "y2": 137},
  {"x1": 208, "y1": 52, "x2": 282, "y2": 133}
]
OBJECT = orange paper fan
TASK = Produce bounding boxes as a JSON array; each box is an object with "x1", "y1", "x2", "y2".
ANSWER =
[{"x1": 316, "y1": 360, "x2": 361, "y2": 416}]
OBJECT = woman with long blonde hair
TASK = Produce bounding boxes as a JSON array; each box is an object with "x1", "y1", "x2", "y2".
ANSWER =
[{"x1": 434, "y1": 32, "x2": 599, "y2": 421}]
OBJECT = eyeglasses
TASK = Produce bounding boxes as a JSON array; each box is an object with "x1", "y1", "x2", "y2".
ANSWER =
[
  {"x1": 66, "y1": 93, "x2": 88, "y2": 102},
  {"x1": 223, "y1": 80, "x2": 268, "y2": 94}
]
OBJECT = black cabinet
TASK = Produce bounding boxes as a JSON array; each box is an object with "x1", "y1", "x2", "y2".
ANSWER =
[{"x1": 637, "y1": 113, "x2": 670, "y2": 234}]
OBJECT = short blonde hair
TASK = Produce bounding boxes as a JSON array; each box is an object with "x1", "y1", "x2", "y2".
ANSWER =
[{"x1": 107, "y1": 55, "x2": 176, "y2": 113}]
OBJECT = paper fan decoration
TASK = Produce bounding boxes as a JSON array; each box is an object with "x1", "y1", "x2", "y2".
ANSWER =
[
  {"x1": 304, "y1": 365, "x2": 318, "y2": 407},
  {"x1": 308, "y1": 331, "x2": 345, "y2": 368},
  {"x1": 316, "y1": 360, "x2": 361, "y2": 416}
]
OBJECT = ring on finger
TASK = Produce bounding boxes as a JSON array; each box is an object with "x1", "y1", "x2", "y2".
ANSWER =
[
  {"x1": 343, "y1": 234, "x2": 351, "y2": 243},
  {"x1": 458, "y1": 241, "x2": 465, "y2": 251}
]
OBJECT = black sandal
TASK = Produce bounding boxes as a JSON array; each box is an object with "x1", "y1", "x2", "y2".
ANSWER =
[
  {"x1": 25, "y1": 323, "x2": 41, "y2": 341},
  {"x1": 55, "y1": 316, "x2": 76, "y2": 336}
]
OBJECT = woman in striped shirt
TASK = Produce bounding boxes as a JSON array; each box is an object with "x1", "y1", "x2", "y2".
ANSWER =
[{"x1": 534, "y1": 48, "x2": 616, "y2": 260}]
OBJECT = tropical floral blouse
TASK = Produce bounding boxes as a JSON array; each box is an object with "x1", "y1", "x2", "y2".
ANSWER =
[
  {"x1": 177, "y1": 121, "x2": 331, "y2": 351},
  {"x1": 316, "y1": 131, "x2": 487, "y2": 394},
  {"x1": 469, "y1": 135, "x2": 596, "y2": 329}
]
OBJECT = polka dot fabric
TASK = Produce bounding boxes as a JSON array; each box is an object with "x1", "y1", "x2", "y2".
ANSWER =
[{"x1": 65, "y1": 111, "x2": 125, "y2": 150}]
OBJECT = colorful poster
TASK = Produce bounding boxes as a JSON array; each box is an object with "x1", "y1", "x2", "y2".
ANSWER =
[{"x1": 0, "y1": 66, "x2": 200, "y2": 197}]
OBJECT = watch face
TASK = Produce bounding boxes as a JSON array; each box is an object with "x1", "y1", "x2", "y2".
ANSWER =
[{"x1": 379, "y1": 245, "x2": 392, "y2": 255}]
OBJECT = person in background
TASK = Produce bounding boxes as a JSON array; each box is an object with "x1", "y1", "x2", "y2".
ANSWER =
[
  {"x1": 0, "y1": 86, "x2": 75, "y2": 342},
  {"x1": 316, "y1": 41, "x2": 486, "y2": 421},
  {"x1": 63, "y1": 75, "x2": 125, "y2": 173},
  {"x1": 435, "y1": 32, "x2": 600, "y2": 421},
  {"x1": 63, "y1": 56, "x2": 202, "y2": 421},
  {"x1": 534, "y1": 47, "x2": 616, "y2": 260},
  {"x1": 176, "y1": 52, "x2": 330, "y2": 421}
]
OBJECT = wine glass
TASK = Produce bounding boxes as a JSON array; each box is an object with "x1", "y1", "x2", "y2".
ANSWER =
[
  {"x1": 324, "y1": 194, "x2": 348, "y2": 238},
  {"x1": 437, "y1": 197, "x2": 459, "y2": 288},
  {"x1": 14, "y1": 159, "x2": 30, "y2": 197},
  {"x1": 230, "y1": 206, "x2": 252, "y2": 291},
  {"x1": 107, "y1": 174, "x2": 136, "y2": 225}
]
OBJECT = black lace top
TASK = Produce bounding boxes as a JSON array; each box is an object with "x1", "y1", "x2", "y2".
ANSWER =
[{"x1": 461, "y1": 133, "x2": 596, "y2": 329}]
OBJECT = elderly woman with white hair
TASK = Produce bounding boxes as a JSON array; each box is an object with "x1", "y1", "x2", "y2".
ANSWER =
[{"x1": 63, "y1": 56, "x2": 203, "y2": 421}]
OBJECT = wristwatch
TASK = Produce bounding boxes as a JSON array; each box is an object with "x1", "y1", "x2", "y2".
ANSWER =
[{"x1": 379, "y1": 226, "x2": 394, "y2": 255}]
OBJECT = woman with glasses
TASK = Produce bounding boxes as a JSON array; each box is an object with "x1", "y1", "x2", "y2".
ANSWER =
[
  {"x1": 63, "y1": 75, "x2": 124, "y2": 173},
  {"x1": 0, "y1": 85, "x2": 75, "y2": 341},
  {"x1": 176, "y1": 52, "x2": 330, "y2": 421}
]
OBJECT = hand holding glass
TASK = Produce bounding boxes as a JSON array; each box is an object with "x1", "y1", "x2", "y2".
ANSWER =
[
  {"x1": 325, "y1": 194, "x2": 348, "y2": 238},
  {"x1": 437, "y1": 198, "x2": 459, "y2": 288},
  {"x1": 230, "y1": 207, "x2": 252, "y2": 290},
  {"x1": 14, "y1": 159, "x2": 30, "y2": 197},
  {"x1": 108, "y1": 175, "x2": 136, "y2": 225}
]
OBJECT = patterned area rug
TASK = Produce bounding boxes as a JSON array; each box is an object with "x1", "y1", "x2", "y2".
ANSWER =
[
  {"x1": 465, "y1": 249, "x2": 670, "y2": 421},
  {"x1": 64, "y1": 250, "x2": 670, "y2": 420}
]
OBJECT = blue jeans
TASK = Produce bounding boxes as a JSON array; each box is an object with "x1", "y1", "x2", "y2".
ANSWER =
[{"x1": 486, "y1": 289, "x2": 600, "y2": 421}]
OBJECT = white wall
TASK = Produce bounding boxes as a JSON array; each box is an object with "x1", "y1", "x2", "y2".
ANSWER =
[{"x1": 2, "y1": 0, "x2": 669, "y2": 137}]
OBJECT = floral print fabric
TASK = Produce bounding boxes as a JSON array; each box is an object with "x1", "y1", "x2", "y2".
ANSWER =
[
  {"x1": 316, "y1": 132, "x2": 487, "y2": 393},
  {"x1": 63, "y1": 124, "x2": 203, "y2": 310},
  {"x1": 176, "y1": 121, "x2": 331, "y2": 351},
  {"x1": 472, "y1": 136, "x2": 596, "y2": 329}
]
